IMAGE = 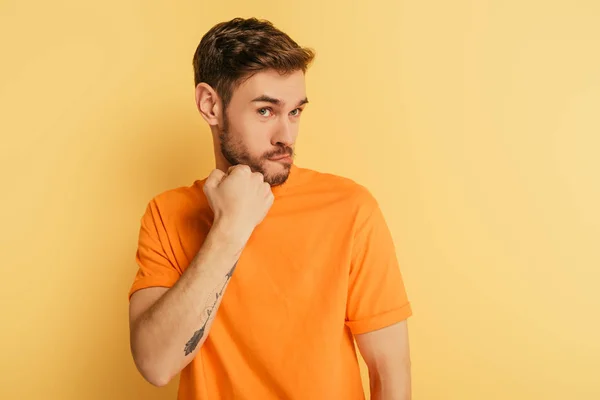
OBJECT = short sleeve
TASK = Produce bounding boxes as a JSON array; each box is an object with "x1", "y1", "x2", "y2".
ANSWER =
[
  {"x1": 345, "y1": 194, "x2": 412, "y2": 335},
  {"x1": 128, "y1": 199, "x2": 182, "y2": 301}
]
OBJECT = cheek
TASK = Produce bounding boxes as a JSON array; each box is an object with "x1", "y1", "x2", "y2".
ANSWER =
[
  {"x1": 292, "y1": 121, "x2": 301, "y2": 136},
  {"x1": 237, "y1": 117, "x2": 275, "y2": 151},
  {"x1": 242, "y1": 114, "x2": 278, "y2": 137}
]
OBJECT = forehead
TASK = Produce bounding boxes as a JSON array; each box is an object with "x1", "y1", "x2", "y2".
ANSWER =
[{"x1": 232, "y1": 69, "x2": 306, "y2": 104}]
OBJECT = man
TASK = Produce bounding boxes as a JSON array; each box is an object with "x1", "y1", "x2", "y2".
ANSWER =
[{"x1": 128, "y1": 17, "x2": 412, "y2": 400}]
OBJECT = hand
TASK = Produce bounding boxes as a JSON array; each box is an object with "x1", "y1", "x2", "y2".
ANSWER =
[{"x1": 203, "y1": 165, "x2": 274, "y2": 241}]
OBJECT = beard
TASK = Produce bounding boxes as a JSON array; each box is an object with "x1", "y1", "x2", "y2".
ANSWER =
[{"x1": 219, "y1": 113, "x2": 293, "y2": 186}]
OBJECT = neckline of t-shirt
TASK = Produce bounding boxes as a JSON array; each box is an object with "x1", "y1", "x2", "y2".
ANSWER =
[{"x1": 194, "y1": 163, "x2": 301, "y2": 198}]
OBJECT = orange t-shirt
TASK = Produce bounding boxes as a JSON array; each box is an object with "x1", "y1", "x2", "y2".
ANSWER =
[{"x1": 129, "y1": 164, "x2": 412, "y2": 400}]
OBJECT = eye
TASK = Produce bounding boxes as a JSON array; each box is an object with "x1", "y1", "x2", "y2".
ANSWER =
[
  {"x1": 258, "y1": 108, "x2": 272, "y2": 117},
  {"x1": 290, "y1": 108, "x2": 303, "y2": 117}
]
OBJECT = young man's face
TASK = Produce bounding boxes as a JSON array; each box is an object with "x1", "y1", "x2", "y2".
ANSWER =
[{"x1": 219, "y1": 69, "x2": 308, "y2": 186}]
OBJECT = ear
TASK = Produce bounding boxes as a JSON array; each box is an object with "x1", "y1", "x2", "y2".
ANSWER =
[{"x1": 195, "y1": 83, "x2": 222, "y2": 126}]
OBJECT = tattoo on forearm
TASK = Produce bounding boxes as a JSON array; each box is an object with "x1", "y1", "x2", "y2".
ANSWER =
[{"x1": 183, "y1": 261, "x2": 238, "y2": 356}]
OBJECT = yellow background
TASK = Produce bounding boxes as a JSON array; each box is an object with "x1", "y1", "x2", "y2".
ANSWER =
[{"x1": 1, "y1": 0, "x2": 599, "y2": 399}]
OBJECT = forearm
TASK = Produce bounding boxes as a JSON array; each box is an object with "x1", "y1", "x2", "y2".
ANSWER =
[
  {"x1": 131, "y1": 221, "x2": 247, "y2": 385},
  {"x1": 369, "y1": 364, "x2": 412, "y2": 400}
]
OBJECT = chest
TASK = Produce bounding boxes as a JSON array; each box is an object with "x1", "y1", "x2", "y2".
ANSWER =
[{"x1": 228, "y1": 212, "x2": 352, "y2": 308}]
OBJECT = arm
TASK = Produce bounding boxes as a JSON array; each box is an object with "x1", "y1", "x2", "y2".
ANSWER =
[
  {"x1": 128, "y1": 220, "x2": 245, "y2": 387},
  {"x1": 355, "y1": 321, "x2": 412, "y2": 400}
]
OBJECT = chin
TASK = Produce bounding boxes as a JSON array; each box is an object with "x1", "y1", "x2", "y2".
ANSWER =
[{"x1": 264, "y1": 163, "x2": 291, "y2": 186}]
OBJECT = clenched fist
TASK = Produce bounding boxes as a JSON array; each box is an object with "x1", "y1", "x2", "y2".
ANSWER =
[{"x1": 203, "y1": 164, "x2": 274, "y2": 242}]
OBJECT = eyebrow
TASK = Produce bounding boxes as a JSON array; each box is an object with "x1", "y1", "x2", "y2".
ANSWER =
[{"x1": 251, "y1": 95, "x2": 309, "y2": 108}]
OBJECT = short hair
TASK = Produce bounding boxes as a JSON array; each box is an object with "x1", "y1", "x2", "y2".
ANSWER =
[{"x1": 193, "y1": 17, "x2": 315, "y2": 109}]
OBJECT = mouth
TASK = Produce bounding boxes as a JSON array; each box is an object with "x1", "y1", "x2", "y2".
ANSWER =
[
  {"x1": 268, "y1": 154, "x2": 293, "y2": 163},
  {"x1": 268, "y1": 152, "x2": 293, "y2": 162}
]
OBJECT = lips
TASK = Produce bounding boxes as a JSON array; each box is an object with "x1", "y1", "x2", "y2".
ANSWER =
[
  {"x1": 270, "y1": 154, "x2": 291, "y2": 160},
  {"x1": 268, "y1": 151, "x2": 293, "y2": 161}
]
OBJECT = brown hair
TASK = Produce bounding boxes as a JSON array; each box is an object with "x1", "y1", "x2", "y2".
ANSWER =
[{"x1": 192, "y1": 17, "x2": 315, "y2": 110}]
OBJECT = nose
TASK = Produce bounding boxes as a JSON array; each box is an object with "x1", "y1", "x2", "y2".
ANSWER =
[{"x1": 271, "y1": 118, "x2": 295, "y2": 147}]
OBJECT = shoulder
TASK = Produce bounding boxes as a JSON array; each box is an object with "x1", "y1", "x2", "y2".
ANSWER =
[
  {"x1": 141, "y1": 179, "x2": 209, "y2": 225},
  {"x1": 294, "y1": 165, "x2": 379, "y2": 215}
]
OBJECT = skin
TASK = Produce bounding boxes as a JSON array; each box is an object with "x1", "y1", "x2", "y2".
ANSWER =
[{"x1": 195, "y1": 68, "x2": 309, "y2": 186}]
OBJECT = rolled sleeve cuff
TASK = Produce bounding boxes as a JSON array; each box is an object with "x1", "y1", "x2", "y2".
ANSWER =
[
  {"x1": 346, "y1": 302, "x2": 413, "y2": 335},
  {"x1": 128, "y1": 273, "x2": 180, "y2": 301}
]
